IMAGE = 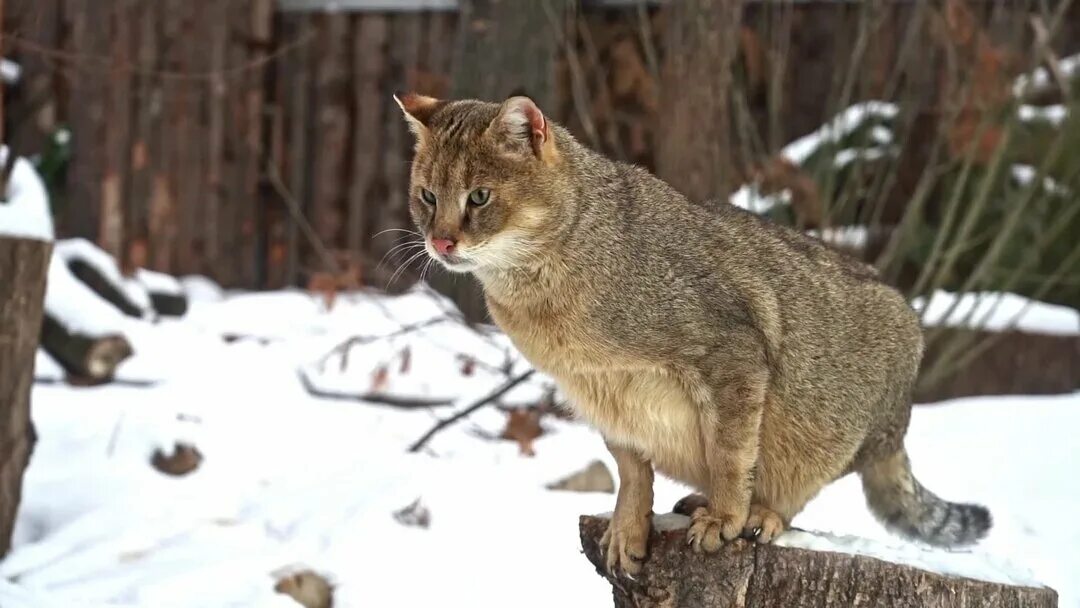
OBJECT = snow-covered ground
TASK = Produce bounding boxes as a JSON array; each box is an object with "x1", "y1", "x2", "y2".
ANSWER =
[{"x1": 3, "y1": 286, "x2": 1079, "y2": 607}]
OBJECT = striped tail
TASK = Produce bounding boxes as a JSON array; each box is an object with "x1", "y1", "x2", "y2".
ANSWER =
[{"x1": 860, "y1": 449, "x2": 991, "y2": 547}]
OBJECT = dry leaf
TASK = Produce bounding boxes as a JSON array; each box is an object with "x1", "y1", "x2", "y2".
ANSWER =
[
  {"x1": 151, "y1": 443, "x2": 202, "y2": 477},
  {"x1": 370, "y1": 365, "x2": 390, "y2": 393},
  {"x1": 459, "y1": 356, "x2": 476, "y2": 377},
  {"x1": 274, "y1": 570, "x2": 333, "y2": 608},
  {"x1": 307, "y1": 272, "x2": 339, "y2": 310},
  {"x1": 399, "y1": 346, "x2": 411, "y2": 374},
  {"x1": 393, "y1": 497, "x2": 431, "y2": 529},
  {"x1": 501, "y1": 408, "x2": 544, "y2": 457}
]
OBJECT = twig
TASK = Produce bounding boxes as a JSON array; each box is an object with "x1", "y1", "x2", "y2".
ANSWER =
[
  {"x1": 264, "y1": 155, "x2": 342, "y2": 276},
  {"x1": 408, "y1": 369, "x2": 537, "y2": 453},
  {"x1": 1029, "y1": 16, "x2": 1073, "y2": 104},
  {"x1": 315, "y1": 316, "x2": 451, "y2": 372},
  {"x1": 297, "y1": 369, "x2": 453, "y2": 409}
]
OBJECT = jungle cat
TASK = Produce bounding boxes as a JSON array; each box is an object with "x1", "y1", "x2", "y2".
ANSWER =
[{"x1": 394, "y1": 92, "x2": 990, "y2": 575}]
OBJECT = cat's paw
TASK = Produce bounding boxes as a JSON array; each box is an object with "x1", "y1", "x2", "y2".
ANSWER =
[{"x1": 687, "y1": 506, "x2": 747, "y2": 553}]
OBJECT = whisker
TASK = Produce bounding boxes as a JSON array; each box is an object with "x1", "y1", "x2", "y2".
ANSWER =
[
  {"x1": 372, "y1": 227, "x2": 422, "y2": 240},
  {"x1": 387, "y1": 248, "x2": 431, "y2": 289},
  {"x1": 377, "y1": 241, "x2": 425, "y2": 272}
]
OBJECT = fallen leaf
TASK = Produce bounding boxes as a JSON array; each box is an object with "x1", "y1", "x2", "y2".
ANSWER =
[
  {"x1": 274, "y1": 570, "x2": 333, "y2": 608},
  {"x1": 370, "y1": 365, "x2": 390, "y2": 393},
  {"x1": 459, "y1": 356, "x2": 476, "y2": 376},
  {"x1": 151, "y1": 443, "x2": 202, "y2": 477},
  {"x1": 393, "y1": 497, "x2": 431, "y2": 529},
  {"x1": 546, "y1": 460, "x2": 615, "y2": 494}
]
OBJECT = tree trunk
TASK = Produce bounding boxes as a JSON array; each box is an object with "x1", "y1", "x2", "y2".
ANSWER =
[
  {"x1": 580, "y1": 515, "x2": 1057, "y2": 608},
  {"x1": 439, "y1": 0, "x2": 567, "y2": 323},
  {"x1": 656, "y1": 0, "x2": 746, "y2": 204},
  {"x1": 0, "y1": 237, "x2": 50, "y2": 557}
]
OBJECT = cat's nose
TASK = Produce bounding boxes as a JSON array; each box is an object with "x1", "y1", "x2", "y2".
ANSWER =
[{"x1": 432, "y1": 238, "x2": 457, "y2": 256}]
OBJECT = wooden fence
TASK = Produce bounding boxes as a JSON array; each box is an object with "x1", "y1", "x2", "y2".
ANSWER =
[{"x1": 3, "y1": 0, "x2": 1077, "y2": 298}]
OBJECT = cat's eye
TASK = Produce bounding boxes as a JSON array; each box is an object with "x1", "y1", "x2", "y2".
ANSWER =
[
  {"x1": 420, "y1": 188, "x2": 437, "y2": 206},
  {"x1": 468, "y1": 188, "x2": 491, "y2": 207}
]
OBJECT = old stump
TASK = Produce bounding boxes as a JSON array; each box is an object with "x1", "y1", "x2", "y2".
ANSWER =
[
  {"x1": 580, "y1": 514, "x2": 1057, "y2": 608},
  {"x1": 0, "y1": 237, "x2": 50, "y2": 556}
]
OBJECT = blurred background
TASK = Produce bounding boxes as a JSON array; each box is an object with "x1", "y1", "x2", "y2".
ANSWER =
[{"x1": 0, "y1": 1, "x2": 1079, "y2": 607}]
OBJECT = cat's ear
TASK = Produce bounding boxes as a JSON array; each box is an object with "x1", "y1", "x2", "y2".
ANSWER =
[
  {"x1": 393, "y1": 92, "x2": 441, "y2": 139},
  {"x1": 489, "y1": 96, "x2": 557, "y2": 163}
]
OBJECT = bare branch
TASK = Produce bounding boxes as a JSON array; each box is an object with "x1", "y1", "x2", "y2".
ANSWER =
[{"x1": 408, "y1": 369, "x2": 537, "y2": 453}]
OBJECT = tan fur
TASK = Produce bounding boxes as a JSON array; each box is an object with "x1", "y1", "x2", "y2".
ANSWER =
[{"x1": 397, "y1": 94, "x2": 990, "y2": 570}]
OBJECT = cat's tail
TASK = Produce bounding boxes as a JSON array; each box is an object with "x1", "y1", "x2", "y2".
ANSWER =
[{"x1": 860, "y1": 448, "x2": 991, "y2": 547}]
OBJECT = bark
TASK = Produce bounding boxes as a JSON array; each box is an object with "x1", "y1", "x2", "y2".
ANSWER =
[
  {"x1": 580, "y1": 514, "x2": 1057, "y2": 608},
  {"x1": 0, "y1": 237, "x2": 50, "y2": 557},
  {"x1": 657, "y1": 0, "x2": 746, "y2": 204},
  {"x1": 148, "y1": 291, "x2": 188, "y2": 318},
  {"x1": 39, "y1": 315, "x2": 133, "y2": 383},
  {"x1": 66, "y1": 259, "x2": 144, "y2": 317}
]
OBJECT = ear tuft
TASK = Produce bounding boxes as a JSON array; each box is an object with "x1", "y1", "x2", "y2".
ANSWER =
[
  {"x1": 491, "y1": 96, "x2": 550, "y2": 159},
  {"x1": 393, "y1": 92, "x2": 442, "y2": 137}
]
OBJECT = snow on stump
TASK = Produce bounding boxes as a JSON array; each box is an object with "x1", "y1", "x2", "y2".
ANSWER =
[
  {"x1": 579, "y1": 514, "x2": 1057, "y2": 608},
  {"x1": 0, "y1": 237, "x2": 50, "y2": 557}
]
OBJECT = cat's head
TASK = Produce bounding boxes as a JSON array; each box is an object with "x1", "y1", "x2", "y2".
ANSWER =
[{"x1": 394, "y1": 93, "x2": 562, "y2": 274}]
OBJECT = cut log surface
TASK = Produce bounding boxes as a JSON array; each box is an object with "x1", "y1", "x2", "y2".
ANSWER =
[
  {"x1": 39, "y1": 315, "x2": 133, "y2": 382},
  {"x1": 580, "y1": 515, "x2": 1057, "y2": 608},
  {"x1": 0, "y1": 237, "x2": 50, "y2": 557}
]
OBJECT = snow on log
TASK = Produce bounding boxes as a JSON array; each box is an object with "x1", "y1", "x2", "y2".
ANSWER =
[
  {"x1": 53, "y1": 239, "x2": 153, "y2": 319},
  {"x1": 579, "y1": 514, "x2": 1057, "y2": 608},
  {"x1": 41, "y1": 251, "x2": 133, "y2": 381},
  {"x1": 137, "y1": 269, "x2": 188, "y2": 317}
]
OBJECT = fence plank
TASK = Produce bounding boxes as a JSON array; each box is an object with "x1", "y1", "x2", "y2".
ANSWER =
[
  {"x1": 63, "y1": 0, "x2": 106, "y2": 243},
  {"x1": 309, "y1": 12, "x2": 351, "y2": 262},
  {"x1": 347, "y1": 13, "x2": 387, "y2": 256}
]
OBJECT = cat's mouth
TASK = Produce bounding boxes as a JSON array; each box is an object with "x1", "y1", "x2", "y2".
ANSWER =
[{"x1": 424, "y1": 243, "x2": 477, "y2": 273}]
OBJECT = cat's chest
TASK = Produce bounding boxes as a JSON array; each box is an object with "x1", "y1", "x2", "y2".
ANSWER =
[{"x1": 487, "y1": 294, "x2": 599, "y2": 375}]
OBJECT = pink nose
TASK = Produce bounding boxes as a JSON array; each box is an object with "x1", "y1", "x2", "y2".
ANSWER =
[{"x1": 432, "y1": 238, "x2": 456, "y2": 256}]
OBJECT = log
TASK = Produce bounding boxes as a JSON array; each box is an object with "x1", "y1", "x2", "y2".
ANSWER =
[
  {"x1": 0, "y1": 237, "x2": 50, "y2": 557},
  {"x1": 67, "y1": 259, "x2": 142, "y2": 316},
  {"x1": 39, "y1": 314, "x2": 133, "y2": 383},
  {"x1": 580, "y1": 514, "x2": 1057, "y2": 608}
]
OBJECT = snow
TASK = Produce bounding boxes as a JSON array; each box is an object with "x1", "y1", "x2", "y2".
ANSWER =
[
  {"x1": 1018, "y1": 104, "x2": 1069, "y2": 125},
  {"x1": 1011, "y1": 164, "x2": 1070, "y2": 197},
  {"x1": 776, "y1": 529, "x2": 1036, "y2": 588},
  {"x1": 180, "y1": 275, "x2": 227, "y2": 303},
  {"x1": 806, "y1": 225, "x2": 869, "y2": 249},
  {"x1": 913, "y1": 290, "x2": 1080, "y2": 335},
  {"x1": 781, "y1": 101, "x2": 898, "y2": 165},
  {"x1": 833, "y1": 146, "x2": 894, "y2": 168},
  {"x1": 0, "y1": 147, "x2": 54, "y2": 242},
  {"x1": 44, "y1": 251, "x2": 130, "y2": 338},
  {"x1": 54, "y1": 239, "x2": 154, "y2": 319},
  {"x1": 729, "y1": 185, "x2": 791, "y2": 214},
  {"x1": 1013, "y1": 53, "x2": 1080, "y2": 98},
  {"x1": 136, "y1": 269, "x2": 184, "y2": 296},
  {"x1": 1, "y1": 58, "x2": 21, "y2": 84},
  {"x1": 3, "y1": 288, "x2": 1079, "y2": 607}
]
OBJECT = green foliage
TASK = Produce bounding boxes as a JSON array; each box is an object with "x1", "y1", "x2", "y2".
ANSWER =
[{"x1": 32, "y1": 127, "x2": 71, "y2": 216}]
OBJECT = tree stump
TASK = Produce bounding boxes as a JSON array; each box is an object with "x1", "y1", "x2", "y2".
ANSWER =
[
  {"x1": 580, "y1": 514, "x2": 1057, "y2": 608},
  {"x1": 0, "y1": 237, "x2": 50, "y2": 557}
]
